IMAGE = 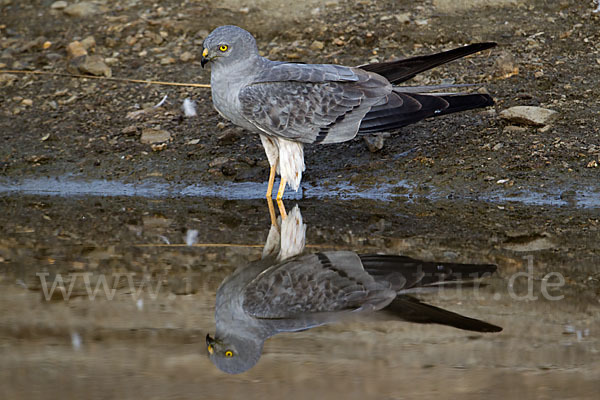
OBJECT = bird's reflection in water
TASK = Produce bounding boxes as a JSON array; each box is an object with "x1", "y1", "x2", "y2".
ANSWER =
[{"x1": 206, "y1": 203, "x2": 501, "y2": 374}]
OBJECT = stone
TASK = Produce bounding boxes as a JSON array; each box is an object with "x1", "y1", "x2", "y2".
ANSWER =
[
  {"x1": 80, "y1": 36, "x2": 96, "y2": 51},
  {"x1": 395, "y1": 13, "x2": 411, "y2": 24},
  {"x1": 121, "y1": 126, "x2": 138, "y2": 136},
  {"x1": 217, "y1": 129, "x2": 241, "y2": 145},
  {"x1": 502, "y1": 125, "x2": 528, "y2": 134},
  {"x1": 63, "y1": 2, "x2": 100, "y2": 17},
  {"x1": 502, "y1": 233, "x2": 556, "y2": 252},
  {"x1": 0, "y1": 73, "x2": 18, "y2": 86},
  {"x1": 160, "y1": 56, "x2": 175, "y2": 65},
  {"x1": 151, "y1": 143, "x2": 167, "y2": 152},
  {"x1": 494, "y1": 51, "x2": 519, "y2": 78},
  {"x1": 140, "y1": 128, "x2": 171, "y2": 144},
  {"x1": 209, "y1": 157, "x2": 229, "y2": 168},
  {"x1": 499, "y1": 106, "x2": 558, "y2": 126},
  {"x1": 78, "y1": 55, "x2": 111, "y2": 77},
  {"x1": 434, "y1": 0, "x2": 519, "y2": 13},
  {"x1": 66, "y1": 40, "x2": 87, "y2": 58},
  {"x1": 310, "y1": 40, "x2": 324, "y2": 51},
  {"x1": 364, "y1": 134, "x2": 384, "y2": 152},
  {"x1": 180, "y1": 51, "x2": 194, "y2": 62},
  {"x1": 51, "y1": 1, "x2": 68, "y2": 9}
]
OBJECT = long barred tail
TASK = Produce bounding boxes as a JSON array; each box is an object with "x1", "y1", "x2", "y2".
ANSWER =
[
  {"x1": 358, "y1": 91, "x2": 494, "y2": 133},
  {"x1": 357, "y1": 42, "x2": 496, "y2": 133}
]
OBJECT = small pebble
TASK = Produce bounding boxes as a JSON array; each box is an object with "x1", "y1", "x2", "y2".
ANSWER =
[
  {"x1": 50, "y1": 1, "x2": 68, "y2": 10},
  {"x1": 310, "y1": 41, "x2": 324, "y2": 51},
  {"x1": 180, "y1": 51, "x2": 194, "y2": 62}
]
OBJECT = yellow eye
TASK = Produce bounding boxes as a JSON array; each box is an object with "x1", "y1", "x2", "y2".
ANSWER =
[
  {"x1": 219, "y1": 45, "x2": 229, "y2": 52},
  {"x1": 225, "y1": 350, "x2": 233, "y2": 358}
]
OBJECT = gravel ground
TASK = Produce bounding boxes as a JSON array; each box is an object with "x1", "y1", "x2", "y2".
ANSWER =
[{"x1": 1, "y1": 0, "x2": 599, "y2": 200}]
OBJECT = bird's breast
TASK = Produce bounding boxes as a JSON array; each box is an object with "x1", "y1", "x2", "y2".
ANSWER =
[{"x1": 211, "y1": 71, "x2": 255, "y2": 130}]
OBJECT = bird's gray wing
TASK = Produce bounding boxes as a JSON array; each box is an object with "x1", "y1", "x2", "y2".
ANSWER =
[
  {"x1": 242, "y1": 251, "x2": 396, "y2": 327},
  {"x1": 238, "y1": 63, "x2": 391, "y2": 144},
  {"x1": 253, "y1": 62, "x2": 361, "y2": 84}
]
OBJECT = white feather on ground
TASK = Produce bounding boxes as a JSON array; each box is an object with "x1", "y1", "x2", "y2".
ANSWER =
[
  {"x1": 185, "y1": 229, "x2": 199, "y2": 246},
  {"x1": 154, "y1": 94, "x2": 168, "y2": 108},
  {"x1": 183, "y1": 98, "x2": 197, "y2": 117}
]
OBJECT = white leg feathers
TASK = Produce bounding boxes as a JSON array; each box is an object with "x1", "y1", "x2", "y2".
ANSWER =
[
  {"x1": 260, "y1": 135, "x2": 305, "y2": 193},
  {"x1": 277, "y1": 138, "x2": 305, "y2": 192}
]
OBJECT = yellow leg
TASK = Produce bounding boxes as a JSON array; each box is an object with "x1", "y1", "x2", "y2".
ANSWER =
[
  {"x1": 266, "y1": 197, "x2": 278, "y2": 228},
  {"x1": 276, "y1": 178, "x2": 287, "y2": 220},
  {"x1": 276, "y1": 177, "x2": 287, "y2": 201},
  {"x1": 265, "y1": 164, "x2": 276, "y2": 199},
  {"x1": 277, "y1": 199, "x2": 287, "y2": 220}
]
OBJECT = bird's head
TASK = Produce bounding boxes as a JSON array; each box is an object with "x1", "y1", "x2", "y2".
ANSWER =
[
  {"x1": 201, "y1": 25, "x2": 258, "y2": 69},
  {"x1": 206, "y1": 332, "x2": 264, "y2": 374}
]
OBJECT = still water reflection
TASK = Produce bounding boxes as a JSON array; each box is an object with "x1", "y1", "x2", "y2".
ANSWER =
[
  {"x1": 0, "y1": 195, "x2": 598, "y2": 399},
  {"x1": 207, "y1": 204, "x2": 501, "y2": 374}
]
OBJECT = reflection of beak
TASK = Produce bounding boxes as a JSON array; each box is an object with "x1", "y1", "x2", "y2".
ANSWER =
[
  {"x1": 201, "y1": 48, "x2": 209, "y2": 68},
  {"x1": 206, "y1": 334, "x2": 215, "y2": 354}
]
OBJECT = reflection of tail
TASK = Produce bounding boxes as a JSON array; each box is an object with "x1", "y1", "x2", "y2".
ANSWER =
[
  {"x1": 359, "y1": 254, "x2": 496, "y2": 291},
  {"x1": 359, "y1": 254, "x2": 501, "y2": 332},
  {"x1": 383, "y1": 295, "x2": 502, "y2": 333}
]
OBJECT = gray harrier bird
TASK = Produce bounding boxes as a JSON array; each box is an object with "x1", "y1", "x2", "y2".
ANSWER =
[
  {"x1": 201, "y1": 25, "x2": 496, "y2": 200},
  {"x1": 206, "y1": 206, "x2": 502, "y2": 374}
]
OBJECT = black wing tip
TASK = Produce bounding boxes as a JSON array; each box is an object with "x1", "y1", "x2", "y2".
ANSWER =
[
  {"x1": 359, "y1": 41, "x2": 497, "y2": 85},
  {"x1": 482, "y1": 93, "x2": 495, "y2": 107},
  {"x1": 384, "y1": 296, "x2": 503, "y2": 333},
  {"x1": 468, "y1": 42, "x2": 498, "y2": 50},
  {"x1": 461, "y1": 321, "x2": 503, "y2": 333},
  {"x1": 480, "y1": 323, "x2": 503, "y2": 333}
]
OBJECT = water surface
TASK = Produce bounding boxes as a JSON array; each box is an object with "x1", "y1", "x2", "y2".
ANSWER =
[{"x1": 0, "y1": 191, "x2": 598, "y2": 399}]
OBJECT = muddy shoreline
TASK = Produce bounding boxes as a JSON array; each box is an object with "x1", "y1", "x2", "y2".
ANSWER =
[{"x1": 1, "y1": 0, "x2": 599, "y2": 204}]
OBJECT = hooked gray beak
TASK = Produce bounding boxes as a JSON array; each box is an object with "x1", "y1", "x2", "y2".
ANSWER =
[
  {"x1": 201, "y1": 48, "x2": 209, "y2": 68},
  {"x1": 206, "y1": 334, "x2": 215, "y2": 354}
]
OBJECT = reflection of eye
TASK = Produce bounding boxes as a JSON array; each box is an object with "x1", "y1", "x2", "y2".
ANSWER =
[
  {"x1": 225, "y1": 350, "x2": 233, "y2": 357},
  {"x1": 219, "y1": 45, "x2": 229, "y2": 52}
]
